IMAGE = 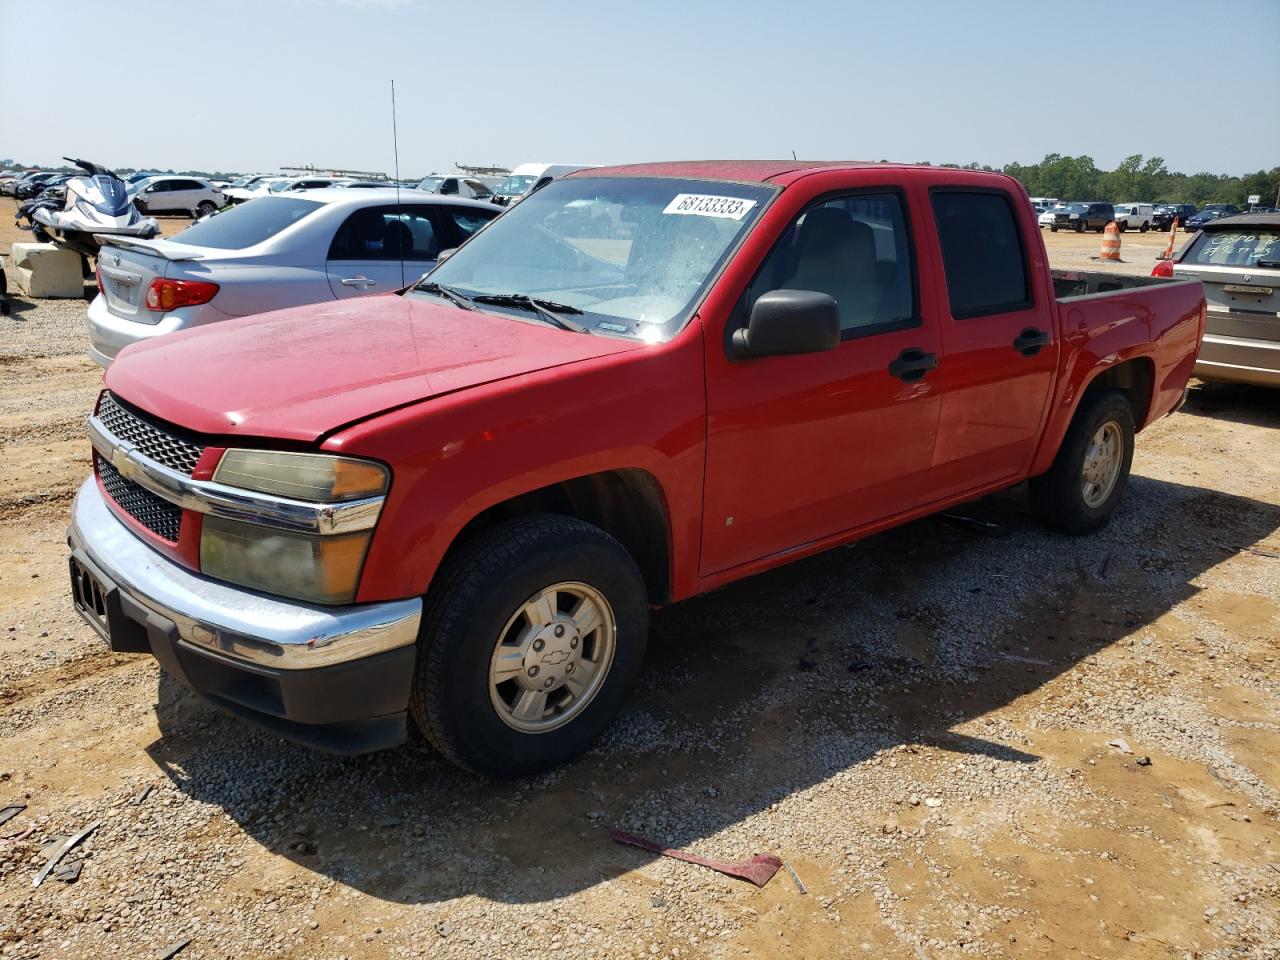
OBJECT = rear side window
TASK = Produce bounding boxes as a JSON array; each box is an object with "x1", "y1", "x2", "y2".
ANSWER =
[
  {"x1": 931, "y1": 190, "x2": 1032, "y2": 318},
  {"x1": 169, "y1": 197, "x2": 322, "y2": 250},
  {"x1": 328, "y1": 206, "x2": 444, "y2": 261},
  {"x1": 1184, "y1": 229, "x2": 1280, "y2": 268},
  {"x1": 445, "y1": 208, "x2": 496, "y2": 242}
]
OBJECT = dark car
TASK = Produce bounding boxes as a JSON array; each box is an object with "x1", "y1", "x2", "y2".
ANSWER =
[
  {"x1": 1051, "y1": 201, "x2": 1114, "y2": 233},
  {"x1": 14, "y1": 172, "x2": 58, "y2": 200},
  {"x1": 1185, "y1": 204, "x2": 1241, "y2": 230},
  {"x1": 1152, "y1": 203, "x2": 1197, "y2": 231}
]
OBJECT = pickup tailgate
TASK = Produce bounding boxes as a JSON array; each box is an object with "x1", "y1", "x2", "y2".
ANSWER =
[{"x1": 95, "y1": 238, "x2": 204, "y2": 325}]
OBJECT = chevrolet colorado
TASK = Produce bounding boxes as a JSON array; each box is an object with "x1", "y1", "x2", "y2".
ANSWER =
[{"x1": 68, "y1": 161, "x2": 1206, "y2": 776}]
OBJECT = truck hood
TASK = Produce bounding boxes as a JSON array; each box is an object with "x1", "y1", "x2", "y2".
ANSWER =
[{"x1": 105, "y1": 293, "x2": 645, "y2": 442}]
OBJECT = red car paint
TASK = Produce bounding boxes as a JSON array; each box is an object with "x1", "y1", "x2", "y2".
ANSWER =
[{"x1": 101, "y1": 162, "x2": 1206, "y2": 607}]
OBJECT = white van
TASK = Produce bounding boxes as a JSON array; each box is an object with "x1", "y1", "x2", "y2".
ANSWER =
[
  {"x1": 494, "y1": 162, "x2": 596, "y2": 206},
  {"x1": 1111, "y1": 202, "x2": 1155, "y2": 232}
]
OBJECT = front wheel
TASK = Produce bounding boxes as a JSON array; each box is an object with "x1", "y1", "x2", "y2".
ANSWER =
[
  {"x1": 410, "y1": 514, "x2": 648, "y2": 777},
  {"x1": 1075, "y1": 221, "x2": 1085, "y2": 233},
  {"x1": 194, "y1": 200, "x2": 217, "y2": 217},
  {"x1": 1050, "y1": 225, "x2": 1059, "y2": 233},
  {"x1": 1029, "y1": 389, "x2": 1135, "y2": 535}
]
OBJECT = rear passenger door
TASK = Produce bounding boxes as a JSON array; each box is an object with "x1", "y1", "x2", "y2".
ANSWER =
[
  {"x1": 325, "y1": 204, "x2": 445, "y2": 299},
  {"x1": 923, "y1": 188, "x2": 1057, "y2": 500}
]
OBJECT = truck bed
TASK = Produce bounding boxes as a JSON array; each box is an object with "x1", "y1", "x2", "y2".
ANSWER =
[{"x1": 1051, "y1": 268, "x2": 1188, "y2": 300}]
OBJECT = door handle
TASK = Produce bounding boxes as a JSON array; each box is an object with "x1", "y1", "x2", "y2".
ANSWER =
[
  {"x1": 341, "y1": 276, "x2": 377, "y2": 288},
  {"x1": 1013, "y1": 327, "x2": 1051, "y2": 356},
  {"x1": 888, "y1": 347, "x2": 938, "y2": 382}
]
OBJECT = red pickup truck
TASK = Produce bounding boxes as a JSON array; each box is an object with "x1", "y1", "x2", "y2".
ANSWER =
[{"x1": 68, "y1": 161, "x2": 1205, "y2": 775}]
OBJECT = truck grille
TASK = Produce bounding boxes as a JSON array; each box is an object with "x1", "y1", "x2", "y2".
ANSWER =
[
  {"x1": 97, "y1": 392, "x2": 204, "y2": 476},
  {"x1": 97, "y1": 455, "x2": 183, "y2": 542}
]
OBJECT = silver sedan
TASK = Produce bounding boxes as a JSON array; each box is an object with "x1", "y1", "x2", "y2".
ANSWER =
[{"x1": 88, "y1": 189, "x2": 498, "y2": 367}]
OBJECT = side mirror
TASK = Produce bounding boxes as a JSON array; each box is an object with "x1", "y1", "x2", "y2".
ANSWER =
[
  {"x1": 730, "y1": 290, "x2": 841, "y2": 360},
  {"x1": 436, "y1": 248, "x2": 457, "y2": 263}
]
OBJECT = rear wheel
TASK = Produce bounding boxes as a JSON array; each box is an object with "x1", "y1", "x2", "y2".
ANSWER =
[
  {"x1": 1075, "y1": 220, "x2": 1085, "y2": 233},
  {"x1": 1139, "y1": 221, "x2": 1150, "y2": 232},
  {"x1": 194, "y1": 200, "x2": 217, "y2": 217},
  {"x1": 1029, "y1": 389, "x2": 1135, "y2": 535},
  {"x1": 410, "y1": 514, "x2": 648, "y2": 777},
  {"x1": 1117, "y1": 221, "x2": 1127, "y2": 232},
  {"x1": 1050, "y1": 225, "x2": 1059, "y2": 233}
]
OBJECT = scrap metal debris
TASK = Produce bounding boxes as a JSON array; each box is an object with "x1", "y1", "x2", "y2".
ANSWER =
[
  {"x1": 132, "y1": 785, "x2": 153, "y2": 806},
  {"x1": 1106, "y1": 738, "x2": 1134, "y2": 755},
  {"x1": 33, "y1": 820, "x2": 99, "y2": 888},
  {"x1": 1, "y1": 825, "x2": 36, "y2": 846},
  {"x1": 784, "y1": 861, "x2": 808, "y2": 894},
  {"x1": 156, "y1": 938, "x2": 191, "y2": 959},
  {"x1": 0, "y1": 804, "x2": 25, "y2": 828},
  {"x1": 608, "y1": 828, "x2": 783, "y2": 888},
  {"x1": 52, "y1": 859, "x2": 83, "y2": 883}
]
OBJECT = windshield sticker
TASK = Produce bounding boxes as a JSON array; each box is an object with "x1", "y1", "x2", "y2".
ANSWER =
[{"x1": 663, "y1": 194, "x2": 757, "y2": 221}]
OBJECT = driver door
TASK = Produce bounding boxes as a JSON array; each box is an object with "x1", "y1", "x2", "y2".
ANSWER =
[{"x1": 701, "y1": 186, "x2": 943, "y2": 576}]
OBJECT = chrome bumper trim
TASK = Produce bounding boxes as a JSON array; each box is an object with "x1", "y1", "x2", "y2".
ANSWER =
[
  {"x1": 69, "y1": 479, "x2": 420, "y2": 669},
  {"x1": 88, "y1": 414, "x2": 383, "y2": 535}
]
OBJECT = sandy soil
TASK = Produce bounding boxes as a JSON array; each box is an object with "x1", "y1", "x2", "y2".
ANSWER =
[{"x1": 0, "y1": 203, "x2": 1276, "y2": 960}]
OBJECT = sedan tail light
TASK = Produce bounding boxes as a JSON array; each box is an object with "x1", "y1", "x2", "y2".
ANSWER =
[
  {"x1": 1151, "y1": 260, "x2": 1174, "y2": 279},
  {"x1": 146, "y1": 278, "x2": 220, "y2": 312}
]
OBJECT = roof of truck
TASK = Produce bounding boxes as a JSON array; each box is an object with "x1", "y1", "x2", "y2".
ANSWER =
[
  {"x1": 570, "y1": 160, "x2": 918, "y2": 185},
  {"x1": 570, "y1": 161, "x2": 1025, "y2": 191}
]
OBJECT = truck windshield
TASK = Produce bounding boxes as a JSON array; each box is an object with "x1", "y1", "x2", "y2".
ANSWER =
[{"x1": 417, "y1": 176, "x2": 775, "y2": 340}]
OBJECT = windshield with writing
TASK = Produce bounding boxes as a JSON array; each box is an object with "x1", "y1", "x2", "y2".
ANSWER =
[{"x1": 417, "y1": 177, "x2": 775, "y2": 341}]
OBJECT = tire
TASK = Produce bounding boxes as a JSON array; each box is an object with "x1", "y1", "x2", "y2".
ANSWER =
[
  {"x1": 194, "y1": 200, "x2": 217, "y2": 217},
  {"x1": 1050, "y1": 225, "x2": 1059, "y2": 233},
  {"x1": 410, "y1": 513, "x2": 648, "y2": 777},
  {"x1": 1117, "y1": 221, "x2": 1127, "y2": 233},
  {"x1": 1029, "y1": 389, "x2": 1135, "y2": 535},
  {"x1": 1140, "y1": 221, "x2": 1149, "y2": 233},
  {"x1": 1075, "y1": 221, "x2": 1085, "y2": 233}
]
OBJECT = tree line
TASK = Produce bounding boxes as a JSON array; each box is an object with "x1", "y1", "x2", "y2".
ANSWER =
[{"x1": 927, "y1": 154, "x2": 1279, "y2": 207}]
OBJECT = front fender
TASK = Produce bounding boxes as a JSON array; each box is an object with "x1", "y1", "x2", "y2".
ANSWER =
[{"x1": 327, "y1": 337, "x2": 707, "y2": 604}]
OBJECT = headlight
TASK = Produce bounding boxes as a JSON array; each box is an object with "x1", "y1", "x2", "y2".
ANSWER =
[
  {"x1": 201, "y1": 451, "x2": 389, "y2": 605},
  {"x1": 200, "y1": 516, "x2": 371, "y2": 605},
  {"x1": 213, "y1": 449, "x2": 388, "y2": 501}
]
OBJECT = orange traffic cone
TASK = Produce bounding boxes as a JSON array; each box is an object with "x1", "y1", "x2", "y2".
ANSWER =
[
  {"x1": 1098, "y1": 221, "x2": 1122, "y2": 262},
  {"x1": 1160, "y1": 218, "x2": 1179, "y2": 259}
]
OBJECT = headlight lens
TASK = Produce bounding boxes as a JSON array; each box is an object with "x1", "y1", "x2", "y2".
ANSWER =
[
  {"x1": 213, "y1": 450, "x2": 388, "y2": 502},
  {"x1": 200, "y1": 516, "x2": 372, "y2": 605},
  {"x1": 202, "y1": 450, "x2": 389, "y2": 604}
]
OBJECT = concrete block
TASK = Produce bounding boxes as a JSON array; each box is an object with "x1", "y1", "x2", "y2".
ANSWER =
[{"x1": 11, "y1": 242, "x2": 84, "y2": 298}]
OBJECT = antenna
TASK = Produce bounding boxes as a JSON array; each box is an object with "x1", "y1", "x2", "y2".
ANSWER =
[
  {"x1": 391, "y1": 79, "x2": 404, "y2": 287},
  {"x1": 792, "y1": 149, "x2": 797, "y2": 161}
]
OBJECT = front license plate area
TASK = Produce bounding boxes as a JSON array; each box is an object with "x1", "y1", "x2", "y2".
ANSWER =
[{"x1": 70, "y1": 556, "x2": 112, "y2": 643}]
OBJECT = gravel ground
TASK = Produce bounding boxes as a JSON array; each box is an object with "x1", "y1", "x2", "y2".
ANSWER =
[{"x1": 0, "y1": 210, "x2": 1277, "y2": 959}]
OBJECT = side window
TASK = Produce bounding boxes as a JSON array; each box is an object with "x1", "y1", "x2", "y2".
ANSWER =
[
  {"x1": 394, "y1": 208, "x2": 439, "y2": 261},
  {"x1": 467, "y1": 179, "x2": 492, "y2": 198},
  {"x1": 329, "y1": 206, "x2": 443, "y2": 262},
  {"x1": 931, "y1": 190, "x2": 1031, "y2": 319},
  {"x1": 745, "y1": 192, "x2": 917, "y2": 336},
  {"x1": 439, "y1": 178, "x2": 460, "y2": 196}
]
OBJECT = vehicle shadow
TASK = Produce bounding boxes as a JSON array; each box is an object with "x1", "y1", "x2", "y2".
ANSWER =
[
  {"x1": 148, "y1": 474, "x2": 1280, "y2": 905},
  {"x1": 1180, "y1": 380, "x2": 1279, "y2": 429}
]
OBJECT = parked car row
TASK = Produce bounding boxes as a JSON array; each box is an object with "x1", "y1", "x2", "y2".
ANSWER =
[{"x1": 1030, "y1": 199, "x2": 1258, "y2": 233}]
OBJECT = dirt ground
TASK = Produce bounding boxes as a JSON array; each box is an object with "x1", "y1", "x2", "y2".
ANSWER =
[{"x1": 0, "y1": 203, "x2": 1276, "y2": 960}]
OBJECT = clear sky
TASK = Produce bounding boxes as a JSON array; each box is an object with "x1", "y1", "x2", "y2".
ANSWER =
[{"x1": 2, "y1": 0, "x2": 1276, "y2": 177}]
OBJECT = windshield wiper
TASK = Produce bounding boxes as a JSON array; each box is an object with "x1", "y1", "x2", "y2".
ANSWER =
[
  {"x1": 414, "y1": 280, "x2": 477, "y2": 311},
  {"x1": 470, "y1": 293, "x2": 590, "y2": 334},
  {"x1": 1257, "y1": 258, "x2": 1280, "y2": 269}
]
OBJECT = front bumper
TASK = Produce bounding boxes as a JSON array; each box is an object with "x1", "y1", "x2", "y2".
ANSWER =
[{"x1": 68, "y1": 478, "x2": 422, "y2": 752}]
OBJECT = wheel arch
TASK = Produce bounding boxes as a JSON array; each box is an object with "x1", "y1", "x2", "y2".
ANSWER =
[{"x1": 435, "y1": 468, "x2": 674, "y2": 606}]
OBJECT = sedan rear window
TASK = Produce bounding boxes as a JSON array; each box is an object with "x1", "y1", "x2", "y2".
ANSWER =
[
  {"x1": 1185, "y1": 229, "x2": 1280, "y2": 268},
  {"x1": 169, "y1": 197, "x2": 323, "y2": 250}
]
